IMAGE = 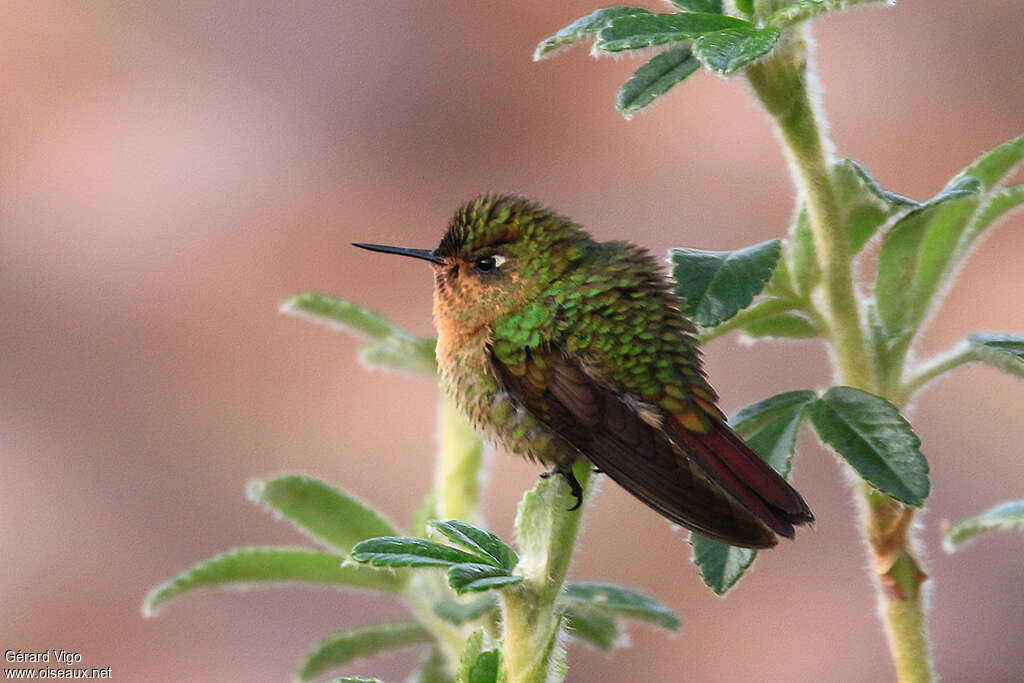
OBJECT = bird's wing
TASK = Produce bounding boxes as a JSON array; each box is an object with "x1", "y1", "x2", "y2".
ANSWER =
[{"x1": 490, "y1": 343, "x2": 809, "y2": 548}]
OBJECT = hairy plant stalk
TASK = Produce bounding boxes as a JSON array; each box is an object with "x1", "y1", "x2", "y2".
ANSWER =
[
  {"x1": 746, "y1": 21, "x2": 935, "y2": 682},
  {"x1": 500, "y1": 463, "x2": 593, "y2": 682},
  {"x1": 437, "y1": 394, "x2": 485, "y2": 524}
]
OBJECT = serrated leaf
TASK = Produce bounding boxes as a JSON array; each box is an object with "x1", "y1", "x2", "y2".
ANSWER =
[
  {"x1": 949, "y1": 133, "x2": 1024, "y2": 192},
  {"x1": 689, "y1": 535, "x2": 756, "y2": 596},
  {"x1": 809, "y1": 387, "x2": 930, "y2": 505},
  {"x1": 968, "y1": 333, "x2": 1024, "y2": 378},
  {"x1": 691, "y1": 390, "x2": 815, "y2": 594},
  {"x1": 563, "y1": 605, "x2": 621, "y2": 652},
  {"x1": 617, "y1": 47, "x2": 700, "y2": 115},
  {"x1": 671, "y1": 239, "x2": 781, "y2": 326},
  {"x1": 464, "y1": 650, "x2": 499, "y2": 683},
  {"x1": 350, "y1": 537, "x2": 488, "y2": 568},
  {"x1": 666, "y1": 0, "x2": 723, "y2": 12},
  {"x1": 282, "y1": 293, "x2": 437, "y2": 376},
  {"x1": 943, "y1": 500, "x2": 1024, "y2": 553},
  {"x1": 296, "y1": 622, "x2": 432, "y2": 682},
  {"x1": 743, "y1": 311, "x2": 819, "y2": 339},
  {"x1": 447, "y1": 564, "x2": 522, "y2": 594},
  {"x1": 595, "y1": 12, "x2": 750, "y2": 53},
  {"x1": 560, "y1": 582, "x2": 679, "y2": 630},
  {"x1": 875, "y1": 188, "x2": 981, "y2": 339},
  {"x1": 142, "y1": 547, "x2": 399, "y2": 616},
  {"x1": 410, "y1": 647, "x2": 452, "y2": 683},
  {"x1": 429, "y1": 520, "x2": 518, "y2": 570},
  {"x1": 433, "y1": 595, "x2": 499, "y2": 625},
  {"x1": 693, "y1": 27, "x2": 780, "y2": 75},
  {"x1": 534, "y1": 7, "x2": 650, "y2": 60},
  {"x1": 248, "y1": 475, "x2": 398, "y2": 555}
]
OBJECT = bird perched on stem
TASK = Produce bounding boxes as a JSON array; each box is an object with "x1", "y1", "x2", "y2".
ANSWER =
[{"x1": 355, "y1": 194, "x2": 812, "y2": 548}]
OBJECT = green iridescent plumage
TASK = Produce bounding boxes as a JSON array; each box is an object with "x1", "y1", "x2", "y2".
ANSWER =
[{"x1": 356, "y1": 194, "x2": 812, "y2": 548}]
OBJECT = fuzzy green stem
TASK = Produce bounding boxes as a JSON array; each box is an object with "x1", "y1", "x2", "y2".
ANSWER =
[
  {"x1": 746, "y1": 23, "x2": 934, "y2": 682},
  {"x1": 745, "y1": 28, "x2": 875, "y2": 391},
  {"x1": 436, "y1": 394, "x2": 484, "y2": 524},
  {"x1": 500, "y1": 461, "x2": 593, "y2": 682},
  {"x1": 896, "y1": 343, "x2": 978, "y2": 406}
]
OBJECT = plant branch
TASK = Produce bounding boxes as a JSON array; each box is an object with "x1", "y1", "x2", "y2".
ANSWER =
[
  {"x1": 500, "y1": 461, "x2": 593, "y2": 682},
  {"x1": 436, "y1": 394, "x2": 485, "y2": 524},
  {"x1": 897, "y1": 343, "x2": 978, "y2": 406},
  {"x1": 745, "y1": 27, "x2": 875, "y2": 391},
  {"x1": 746, "y1": 22, "x2": 934, "y2": 682}
]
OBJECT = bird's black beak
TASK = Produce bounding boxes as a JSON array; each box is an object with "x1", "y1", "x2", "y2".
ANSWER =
[{"x1": 352, "y1": 242, "x2": 446, "y2": 265}]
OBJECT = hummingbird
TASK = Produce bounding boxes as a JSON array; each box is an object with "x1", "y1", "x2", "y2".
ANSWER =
[{"x1": 354, "y1": 194, "x2": 812, "y2": 548}]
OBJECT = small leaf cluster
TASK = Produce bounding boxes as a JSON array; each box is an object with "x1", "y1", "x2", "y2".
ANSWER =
[{"x1": 535, "y1": 0, "x2": 889, "y2": 115}]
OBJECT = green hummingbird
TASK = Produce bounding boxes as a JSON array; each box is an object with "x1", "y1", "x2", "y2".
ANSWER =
[{"x1": 355, "y1": 194, "x2": 812, "y2": 548}]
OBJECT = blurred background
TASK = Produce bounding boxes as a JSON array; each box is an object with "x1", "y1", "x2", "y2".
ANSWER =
[{"x1": 3, "y1": 1, "x2": 1023, "y2": 681}]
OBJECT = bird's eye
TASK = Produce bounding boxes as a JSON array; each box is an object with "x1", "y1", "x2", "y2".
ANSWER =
[{"x1": 474, "y1": 254, "x2": 505, "y2": 273}]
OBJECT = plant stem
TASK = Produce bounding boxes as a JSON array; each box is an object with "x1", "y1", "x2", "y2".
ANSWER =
[
  {"x1": 896, "y1": 343, "x2": 978, "y2": 406},
  {"x1": 436, "y1": 394, "x2": 484, "y2": 524},
  {"x1": 746, "y1": 23, "x2": 935, "y2": 682},
  {"x1": 745, "y1": 27, "x2": 874, "y2": 391},
  {"x1": 500, "y1": 461, "x2": 593, "y2": 682}
]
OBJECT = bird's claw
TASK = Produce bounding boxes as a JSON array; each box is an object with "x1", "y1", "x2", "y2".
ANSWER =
[{"x1": 540, "y1": 464, "x2": 583, "y2": 511}]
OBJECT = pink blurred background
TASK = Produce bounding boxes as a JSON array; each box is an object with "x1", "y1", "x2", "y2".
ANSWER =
[{"x1": 3, "y1": 2, "x2": 1023, "y2": 681}]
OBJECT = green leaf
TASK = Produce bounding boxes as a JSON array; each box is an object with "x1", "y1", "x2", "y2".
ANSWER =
[
  {"x1": 943, "y1": 500, "x2": 1024, "y2": 553},
  {"x1": 743, "y1": 311, "x2": 819, "y2": 339},
  {"x1": 671, "y1": 239, "x2": 782, "y2": 326},
  {"x1": 689, "y1": 535, "x2": 756, "y2": 596},
  {"x1": 446, "y1": 564, "x2": 522, "y2": 595},
  {"x1": 874, "y1": 186, "x2": 981, "y2": 340},
  {"x1": 809, "y1": 387, "x2": 930, "y2": 506},
  {"x1": 296, "y1": 622, "x2": 432, "y2": 682},
  {"x1": 963, "y1": 184, "x2": 1024, "y2": 248},
  {"x1": 563, "y1": 605, "x2": 621, "y2": 652},
  {"x1": 786, "y1": 209, "x2": 819, "y2": 297},
  {"x1": 464, "y1": 650, "x2": 499, "y2": 683},
  {"x1": 560, "y1": 582, "x2": 679, "y2": 630},
  {"x1": 690, "y1": 390, "x2": 815, "y2": 594},
  {"x1": 534, "y1": 7, "x2": 650, "y2": 60},
  {"x1": 616, "y1": 47, "x2": 700, "y2": 116},
  {"x1": 595, "y1": 12, "x2": 750, "y2": 53},
  {"x1": 455, "y1": 631, "x2": 496, "y2": 683},
  {"x1": 949, "y1": 133, "x2": 1024, "y2": 192},
  {"x1": 247, "y1": 475, "x2": 398, "y2": 555},
  {"x1": 142, "y1": 547, "x2": 399, "y2": 616},
  {"x1": 429, "y1": 520, "x2": 518, "y2": 570},
  {"x1": 693, "y1": 27, "x2": 780, "y2": 75},
  {"x1": 350, "y1": 537, "x2": 488, "y2": 568},
  {"x1": 665, "y1": 0, "x2": 723, "y2": 12},
  {"x1": 735, "y1": 0, "x2": 754, "y2": 17},
  {"x1": 282, "y1": 293, "x2": 437, "y2": 376},
  {"x1": 968, "y1": 333, "x2": 1024, "y2": 378},
  {"x1": 832, "y1": 158, "x2": 916, "y2": 252},
  {"x1": 730, "y1": 390, "x2": 816, "y2": 475},
  {"x1": 767, "y1": 0, "x2": 892, "y2": 29},
  {"x1": 433, "y1": 595, "x2": 499, "y2": 625},
  {"x1": 410, "y1": 648, "x2": 452, "y2": 683}
]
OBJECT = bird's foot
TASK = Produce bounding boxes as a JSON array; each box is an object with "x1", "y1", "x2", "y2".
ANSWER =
[{"x1": 540, "y1": 464, "x2": 583, "y2": 511}]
